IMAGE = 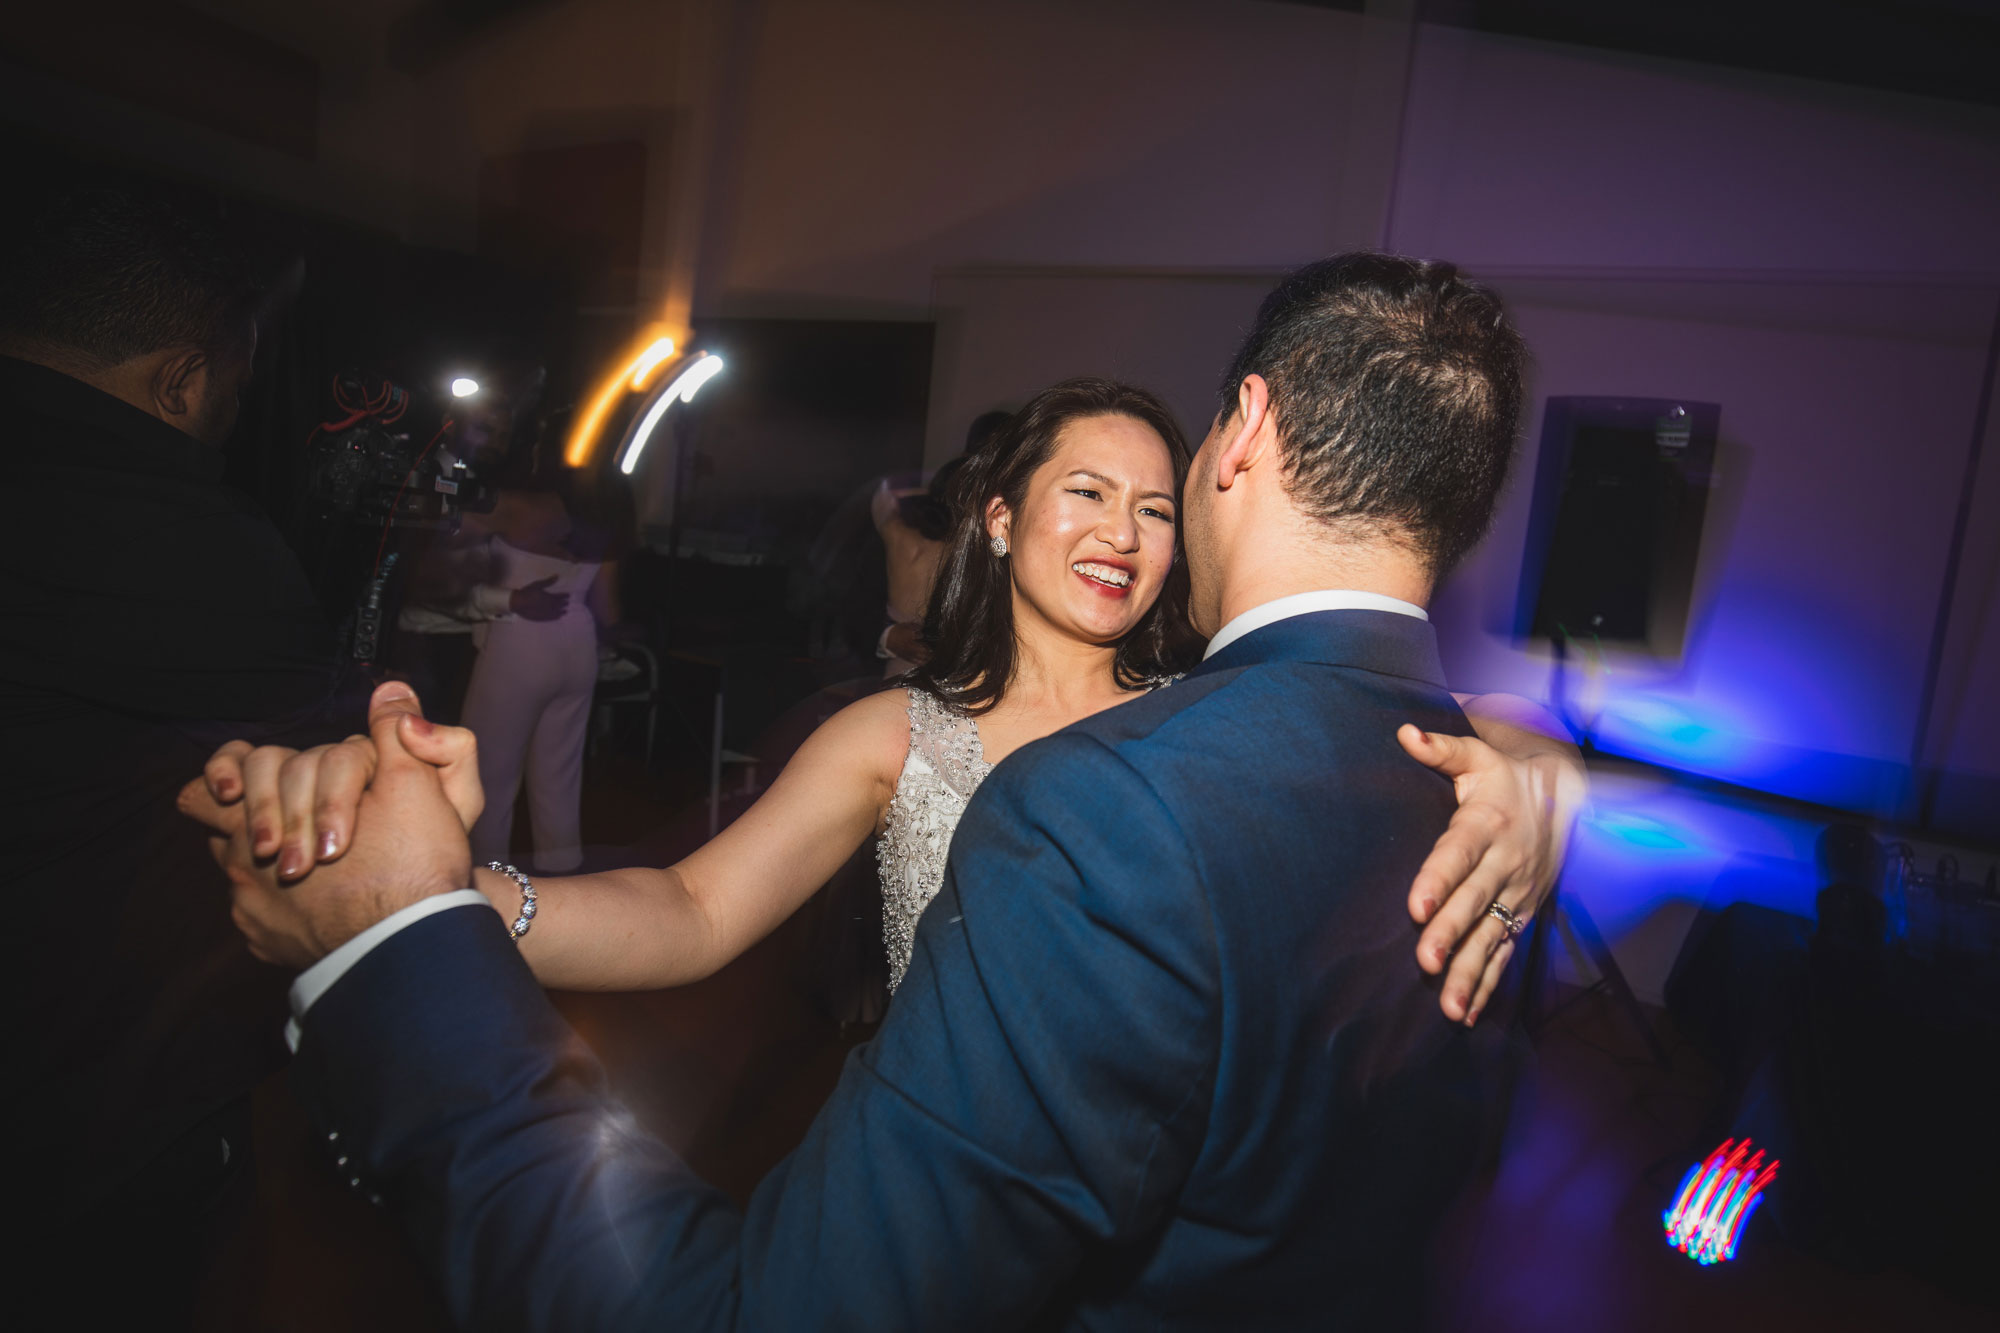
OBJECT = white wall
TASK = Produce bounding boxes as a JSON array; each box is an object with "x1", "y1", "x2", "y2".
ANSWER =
[
  {"x1": 926, "y1": 270, "x2": 1273, "y2": 463},
  {"x1": 703, "y1": 0, "x2": 1362, "y2": 314},
  {"x1": 1388, "y1": 24, "x2": 2000, "y2": 276}
]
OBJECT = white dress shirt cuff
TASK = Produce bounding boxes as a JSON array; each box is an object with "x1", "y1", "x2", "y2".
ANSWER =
[{"x1": 285, "y1": 889, "x2": 492, "y2": 1051}]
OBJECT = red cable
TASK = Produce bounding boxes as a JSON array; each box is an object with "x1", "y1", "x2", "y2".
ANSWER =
[{"x1": 316, "y1": 406, "x2": 372, "y2": 435}]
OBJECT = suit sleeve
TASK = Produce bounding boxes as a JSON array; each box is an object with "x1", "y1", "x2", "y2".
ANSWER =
[{"x1": 290, "y1": 732, "x2": 1218, "y2": 1332}]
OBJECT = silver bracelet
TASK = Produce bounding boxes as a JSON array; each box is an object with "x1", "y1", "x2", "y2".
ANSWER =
[{"x1": 487, "y1": 861, "x2": 537, "y2": 941}]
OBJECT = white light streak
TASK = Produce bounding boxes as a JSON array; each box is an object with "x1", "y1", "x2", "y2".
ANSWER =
[{"x1": 620, "y1": 355, "x2": 724, "y2": 476}]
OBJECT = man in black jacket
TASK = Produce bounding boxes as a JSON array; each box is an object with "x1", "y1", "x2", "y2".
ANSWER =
[{"x1": 1, "y1": 186, "x2": 339, "y2": 1322}]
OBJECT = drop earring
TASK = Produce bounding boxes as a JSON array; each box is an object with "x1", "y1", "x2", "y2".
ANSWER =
[{"x1": 990, "y1": 534, "x2": 1008, "y2": 557}]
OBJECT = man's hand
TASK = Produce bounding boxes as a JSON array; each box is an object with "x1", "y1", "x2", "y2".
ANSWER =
[
  {"x1": 510, "y1": 575, "x2": 569, "y2": 621},
  {"x1": 1399, "y1": 724, "x2": 1586, "y2": 1028},
  {"x1": 184, "y1": 682, "x2": 475, "y2": 969},
  {"x1": 180, "y1": 695, "x2": 482, "y2": 882}
]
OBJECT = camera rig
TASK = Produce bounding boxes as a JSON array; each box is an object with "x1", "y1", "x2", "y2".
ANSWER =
[
  {"x1": 303, "y1": 372, "x2": 495, "y2": 527},
  {"x1": 301, "y1": 372, "x2": 498, "y2": 669}
]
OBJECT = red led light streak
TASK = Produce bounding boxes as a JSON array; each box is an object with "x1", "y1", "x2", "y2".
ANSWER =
[{"x1": 1663, "y1": 1139, "x2": 1779, "y2": 1265}]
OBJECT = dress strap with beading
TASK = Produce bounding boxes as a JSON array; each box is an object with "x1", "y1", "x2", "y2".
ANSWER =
[{"x1": 904, "y1": 688, "x2": 992, "y2": 799}]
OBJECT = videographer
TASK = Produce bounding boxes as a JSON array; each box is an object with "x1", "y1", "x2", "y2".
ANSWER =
[
  {"x1": 1, "y1": 185, "x2": 341, "y2": 1322},
  {"x1": 390, "y1": 361, "x2": 570, "y2": 725}
]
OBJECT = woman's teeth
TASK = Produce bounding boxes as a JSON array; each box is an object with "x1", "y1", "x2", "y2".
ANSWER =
[{"x1": 1073, "y1": 561, "x2": 1132, "y2": 589}]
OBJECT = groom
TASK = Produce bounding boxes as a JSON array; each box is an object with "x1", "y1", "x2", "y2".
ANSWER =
[{"x1": 214, "y1": 254, "x2": 1529, "y2": 1329}]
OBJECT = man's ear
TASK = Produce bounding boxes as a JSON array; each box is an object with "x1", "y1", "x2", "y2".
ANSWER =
[
  {"x1": 152, "y1": 348, "x2": 210, "y2": 423},
  {"x1": 1215, "y1": 374, "x2": 1274, "y2": 490}
]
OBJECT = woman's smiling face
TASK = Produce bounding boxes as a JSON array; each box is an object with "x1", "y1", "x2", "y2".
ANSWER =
[{"x1": 987, "y1": 412, "x2": 1179, "y2": 648}]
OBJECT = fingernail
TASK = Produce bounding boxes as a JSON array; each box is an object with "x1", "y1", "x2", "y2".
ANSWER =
[
  {"x1": 1418, "y1": 895, "x2": 1438, "y2": 920},
  {"x1": 1466, "y1": 1007, "x2": 1482, "y2": 1028},
  {"x1": 404, "y1": 715, "x2": 435, "y2": 737},
  {"x1": 376, "y1": 681, "x2": 415, "y2": 703},
  {"x1": 278, "y1": 849, "x2": 303, "y2": 878},
  {"x1": 1452, "y1": 992, "x2": 1469, "y2": 1014},
  {"x1": 1432, "y1": 946, "x2": 1450, "y2": 966},
  {"x1": 319, "y1": 830, "x2": 339, "y2": 860},
  {"x1": 217, "y1": 778, "x2": 238, "y2": 798},
  {"x1": 253, "y1": 824, "x2": 274, "y2": 852}
]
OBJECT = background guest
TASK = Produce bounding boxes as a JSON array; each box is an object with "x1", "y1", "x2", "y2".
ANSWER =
[
  {"x1": 0, "y1": 184, "x2": 342, "y2": 1325},
  {"x1": 461, "y1": 443, "x2": 626, "y2": 873},
  {"x1": 870, "y1": 457, "x2": 960, "y2": 673},
  {"x1": 390, "y1": 361, "x2": 560, "y2": 725},
  {"x1": 872, "y1": 409, "x2": 1009, "y2": 672}
]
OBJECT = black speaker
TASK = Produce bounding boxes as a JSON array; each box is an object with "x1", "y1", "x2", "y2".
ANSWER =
[{"x1": 1514, "y1": 396, "x2": 1720, "y2": 659}]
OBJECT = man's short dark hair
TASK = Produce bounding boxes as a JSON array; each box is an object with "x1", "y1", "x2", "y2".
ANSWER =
[
  {"x1": 0, "y1": 185, "x2": 262, "y2": 370},
  {"x1": 1217, "y1": 252, "x2": 1525, "y2": 573}
]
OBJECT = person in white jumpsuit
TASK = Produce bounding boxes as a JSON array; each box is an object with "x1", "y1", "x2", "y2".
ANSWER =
[{"x1": 461, "y1": 490, "x2": 617, "y2": 873}]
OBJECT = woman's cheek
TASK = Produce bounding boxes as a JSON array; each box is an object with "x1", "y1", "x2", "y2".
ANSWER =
[
  {"x1": 1045, "y1": 501, "x2": 1089, "y2": 540},
  {"x1": 1045, "y1": 522, "x2": 1088, "y2": 557}
]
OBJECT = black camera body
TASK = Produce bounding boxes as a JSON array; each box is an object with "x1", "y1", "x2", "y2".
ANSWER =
[
  {"x1": 302, "y1": 373, "x2": 496, "y2": 528},
  {"x1": 305, "y1": 421, "x2": 495, "y2": 525}
]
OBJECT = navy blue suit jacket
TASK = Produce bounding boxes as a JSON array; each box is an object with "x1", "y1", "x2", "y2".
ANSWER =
[{"x1": 294, "y1": 609, "x2": 1498, "y2": 1330}]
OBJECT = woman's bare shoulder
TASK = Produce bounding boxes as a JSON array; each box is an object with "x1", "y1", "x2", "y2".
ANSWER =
[
  {"x1": 839, "y1": 684, "x2": 917, "y2": 729},
  {"x1": 795, "y1": 686, "x2": 916, "y2": 780}
]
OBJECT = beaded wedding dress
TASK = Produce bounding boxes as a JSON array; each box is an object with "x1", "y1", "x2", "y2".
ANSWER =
[{"x1": 874, "y1": 688, "x2": 993, "y2": 991}]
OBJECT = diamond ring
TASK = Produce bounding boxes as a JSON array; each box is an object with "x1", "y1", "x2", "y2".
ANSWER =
[{"x1": 1485, "y1": 900, "x2": 1526, "y2": 940}]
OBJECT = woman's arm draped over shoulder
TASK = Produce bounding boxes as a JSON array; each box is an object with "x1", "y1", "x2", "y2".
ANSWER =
[
  {"x1": 1452, "y1": 692, "x2": 1589, "y2": 897},
  {"x1": 1401, "y1": 691, "x2": 1588, "y2": 1024},
  {"x1": 482, "y1": 692, "x2": 906, "y2": 991}
]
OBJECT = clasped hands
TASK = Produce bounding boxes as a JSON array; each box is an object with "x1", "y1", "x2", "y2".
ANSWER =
[
  {"x1": 181, "y1": 683, "x2": 1575, "y2": 1027},
  {"x1": 178, "y1": 681, "x2": 483, "y2": 970}
]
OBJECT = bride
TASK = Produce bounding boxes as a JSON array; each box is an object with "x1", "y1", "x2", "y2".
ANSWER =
[{"x1": 193, "y1": 378, "x2": 1582, "y2": 1024}]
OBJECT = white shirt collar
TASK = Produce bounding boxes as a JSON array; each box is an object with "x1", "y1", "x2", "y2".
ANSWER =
[{"x1": 1202, "y1": 589, "x2": 1428, "y2": 660}]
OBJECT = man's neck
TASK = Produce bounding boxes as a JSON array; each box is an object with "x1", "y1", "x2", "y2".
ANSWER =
[
  {"x1": 1213, "y1": 537, "x2": 1432, "y2": 632},
  {"x1": 6, "y1": 344, "x2": 150, "y2": 418}
]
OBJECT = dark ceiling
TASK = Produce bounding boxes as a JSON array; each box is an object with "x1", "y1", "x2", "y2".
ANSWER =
[{"x1": 1280, "y1": 0, "x2": 2000, "y2": 108}]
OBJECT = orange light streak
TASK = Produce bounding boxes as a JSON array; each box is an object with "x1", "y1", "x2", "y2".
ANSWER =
[
  {"x1": 627, "y1": 338, "x2": 678, "y2": 390},
  {"x1": 564, "y1": 333, "x2": 677, "y2": 467}
]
